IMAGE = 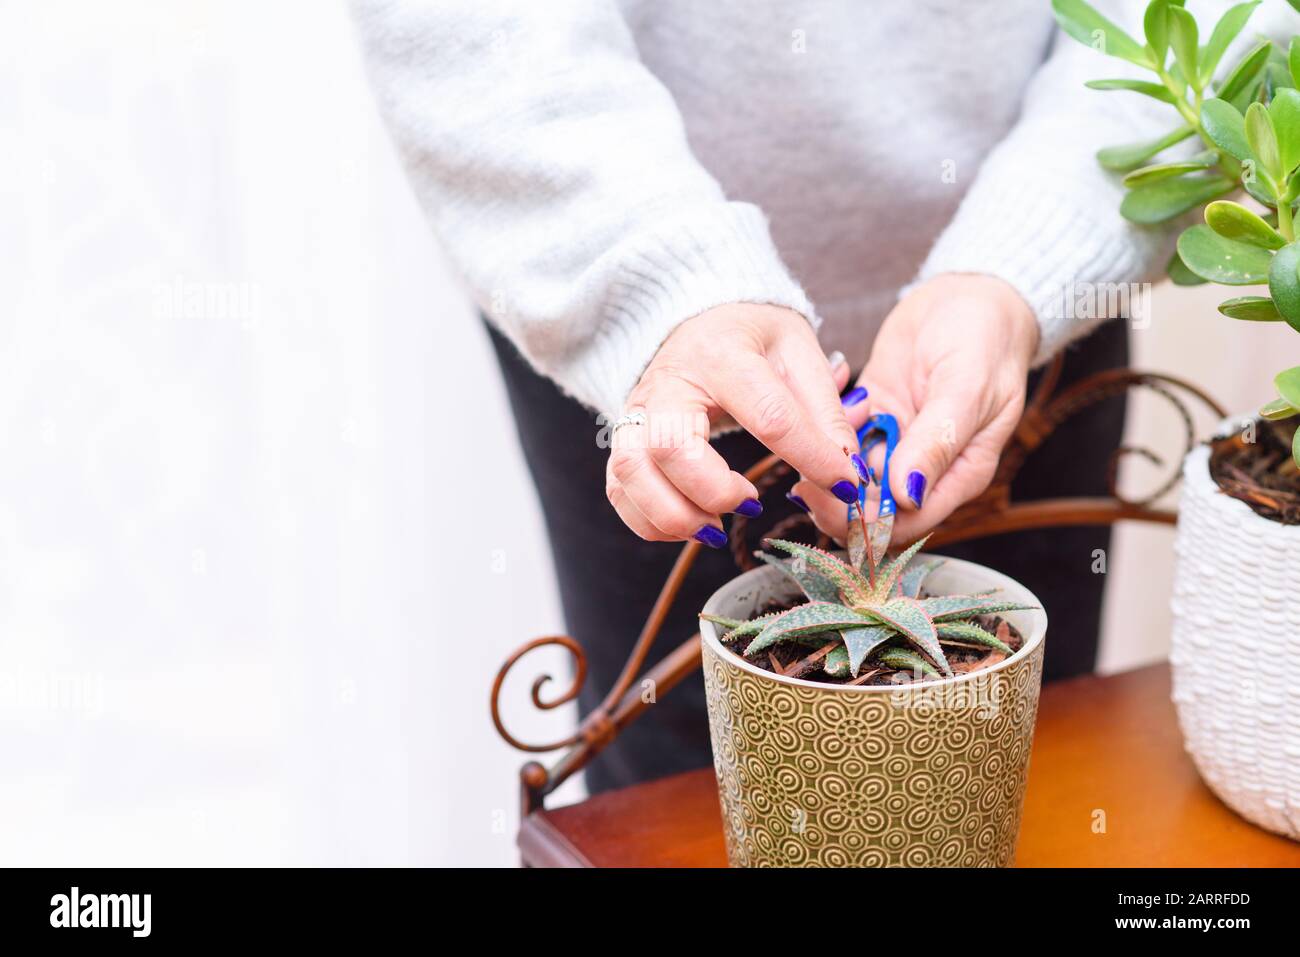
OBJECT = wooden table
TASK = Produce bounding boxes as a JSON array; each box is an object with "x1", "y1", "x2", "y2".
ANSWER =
[{"x1": 518, "y1": 663, "x2": 1300, "y2": 867}]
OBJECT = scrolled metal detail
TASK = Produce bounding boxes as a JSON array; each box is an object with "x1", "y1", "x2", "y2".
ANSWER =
[
  {"x1": 1035, "y1": 370, "x2": 1222, "y2": 508},
  {"x1": 490, "y1": 634, "x2": 588, "y2": 753},
  {"x1": 1106, "y1": 444, "x2": 1166, "y2": 508}
]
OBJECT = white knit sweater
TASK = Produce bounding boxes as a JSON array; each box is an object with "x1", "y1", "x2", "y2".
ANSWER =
[{"x1": 351, "y1": 0, "x2": 1263, "y2": 418}]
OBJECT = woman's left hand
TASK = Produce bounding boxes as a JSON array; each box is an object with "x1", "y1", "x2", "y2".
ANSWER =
[{"x1": 792, "y1": 273, "x2": 1040, "y2": 545}]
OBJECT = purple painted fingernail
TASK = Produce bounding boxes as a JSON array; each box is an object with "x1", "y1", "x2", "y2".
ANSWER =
[
  {"x1": 693, "y1": 525, "x2": 728, "y2": 549},
  {"x1": 831, "y1": 480, "x2": 858, "y2": 505},
  {"x1": 850, "y1": 453, "x2": 870, "y2": 483},
  {"x1": 841, "y1": 386, "x2": 869, "y2": 407},
  {"x1": 785, "y1": 491, "x2": 810, "y2": 513},
  {"x1": 734, "y1": 497, "x2": 763, "y2": 518},
  {"x1": 906, "y1": 470, "x2": 927, "y2": 509}
]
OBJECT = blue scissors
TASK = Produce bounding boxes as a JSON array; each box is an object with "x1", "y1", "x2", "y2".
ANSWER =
[{"x1": 847, "y1": 412, "x2": 899, "y2": 569}]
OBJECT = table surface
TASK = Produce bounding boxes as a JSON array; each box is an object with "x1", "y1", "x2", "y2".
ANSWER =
[{"x1": 518, "y1": 663, "x2": 1300, "y2": 867}]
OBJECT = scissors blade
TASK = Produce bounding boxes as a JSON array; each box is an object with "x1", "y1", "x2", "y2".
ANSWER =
[
  {"x1": 847, "y1": 496, "x2": 868, "y2": 571},
  {"x1": 869, "y1": 501, "x2": 895, "y2": 568}
]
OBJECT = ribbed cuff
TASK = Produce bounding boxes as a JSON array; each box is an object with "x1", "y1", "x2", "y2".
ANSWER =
[
  {"x1": 560, "y1": 202, "x2": 816, "y2": 418},
  {"x1": 910, "y1": 169, "x2": 1168, "y2": 366}
]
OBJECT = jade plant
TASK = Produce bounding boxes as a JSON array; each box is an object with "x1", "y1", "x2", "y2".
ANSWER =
[
  {"x1": 1052, "y1": 0, "x2": 1300, "y2": 462},
  {"x1": 701, "y1": 534, "x2": 1036, "y2": 681}
]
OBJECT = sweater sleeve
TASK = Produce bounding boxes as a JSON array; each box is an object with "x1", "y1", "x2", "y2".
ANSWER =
[
  {"x1": 349, "y1": 0, "x2": 815, "y2": 418},
  {"x1": 911, "y1": 0, "x2": 1187, "y2": 365}
]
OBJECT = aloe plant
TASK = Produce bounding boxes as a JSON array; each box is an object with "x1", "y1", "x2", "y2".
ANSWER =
[
  {"x1": 701, "y1": 535, "x2": 1036, "y2": 681},
  {"x1": 1052, "y1": 0, "x2": 1300, "y2": 463}
]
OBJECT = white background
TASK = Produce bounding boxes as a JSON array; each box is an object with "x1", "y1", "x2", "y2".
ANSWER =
[{"x1": 1, "y1": 0, "x2": 1292, "y2": 866}]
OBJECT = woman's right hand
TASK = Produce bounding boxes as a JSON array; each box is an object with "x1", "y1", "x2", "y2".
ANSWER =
[{"x1": 606, "y1": 303, "x2": 861, "y2": 547}]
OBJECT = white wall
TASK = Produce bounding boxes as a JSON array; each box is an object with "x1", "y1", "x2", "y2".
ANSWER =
[{"x1": 0, "y1": 0, "x2": 578, "y2": 867}]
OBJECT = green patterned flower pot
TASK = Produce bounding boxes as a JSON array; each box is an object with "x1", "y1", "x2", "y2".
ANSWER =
[{"x1": 700, "y1": 554, "x2": 1047, "y2": 867}]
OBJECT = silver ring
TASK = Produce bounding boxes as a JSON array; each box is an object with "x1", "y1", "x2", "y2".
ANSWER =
[{"x1": 611, "y1": 411, "x2": 647, "y2": 435}]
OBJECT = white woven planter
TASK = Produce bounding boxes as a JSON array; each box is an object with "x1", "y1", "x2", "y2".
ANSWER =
[{"x1": 1171, "y1": 439, "x2": 1300, "y2": 840}]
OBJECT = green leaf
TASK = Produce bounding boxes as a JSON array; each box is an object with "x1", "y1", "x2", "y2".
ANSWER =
[
  {"x1": 918, "y1": 596, "x2": 1037, "y2": 623},
  {"x1": 753, "y1": 552, "x2": 840, "y2": 603},
  {"x1": 1291, "y1": 37, "x2": 1300, "y2": 89},
  {"x1": 700, "y1": 614, "x2": 745, "y2": 632},
  {"x1": 1199, "y1": 2, "x2": 1261, "y2": 88},
  {"x1": 1085, "y1": 78, "x2": 1176, "y2": 102},
  {"x1": 1119, "y1": 174, "x2": 1235, "y2": 224},
  {"x1": 870, "y1": 535, "x2": 931, "y2": 603},
  {"x1": 898, "y1": 558, "x2": 942, "y2": 599},
  {"x1": 1176, "y1": 224, "x2": 1273, "y2": 283},
  {"x1": 1276, "y1": 365, "x2": 1300, "y2": 409},
  {"x1": 1264, "y1": 57, "x2": 1297, "y2": 98},
  {"x1": 745, "y1": 601, "x2": 866, "y2": 656},
  {"x1": 1260, "y1": 396, "x2": 1300, "y2": 420},
  {"x1": 1051, "y1": 0, "x2": 1154, "y2": 68},
  {"x1": 1201, "y1": 98, "x2": 1253, "y2": 162},
  {"x1": 1204, "y1": 200, "x2": 1286, "y2": 248},
  {"x1": 1097, "y1": 125, "x2": 1194, "y2": 171},
  {"x1": 936, "y1": 621, "x2": 1013, "y2": 656},
  {"x1": 823, "y1": 645, "x2": 850, "y2": 678},
  {"x1": 1217, "y1": 39, "x2": 1272, "y2": 103},
  {"x1": 787, "y1": 632, "x2": 841, "y2": 648},
  {"x1": 1168, "y1": 5, "x2": 1200, "y2": 89},
  {"x1": 864, "y1": 597, "x2": 950, "y2": 676},
  {"x1": 1218, "y1": 296, "x2": 1283, "y2": 322},
  {"x1": 701, "y1": 610, "x2": 781, "y2": 641},
  {"x1": 1167, "y1": 247, "x2": 1208, "y2": 285},
  {"x1": 1121, "y1": 151, "x2": 1216, "y2": 187},
  {"x1": 1293, "y1": 421, "x2": 1300, "y2": 468},
  {"x1": 840, "y1": 624, "x2": 893, "y2": 677},
  {"x1": 1268, "y1": 244, "x2": 1300, "y2": 333},
  {"x1": 875, "y1": 646, "x2": 939, "y2": 680},
  {"x1": 1144, "y1": 0, "x2": 1171, "y2": 64},
  {"x1": 1246, "y1": 102, "x2": 1282, "y2": 179},
  {"x1": 765, "y1": 540, "x2": 869, "y2": 605},
  {"x1": 1269, "y1": 88, "x2": 1300, "y2": 176}
]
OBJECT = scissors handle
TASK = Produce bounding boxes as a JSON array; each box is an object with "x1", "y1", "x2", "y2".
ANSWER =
[{"x1": 856, "y1": 413, "x2": 899, "y2": 519}]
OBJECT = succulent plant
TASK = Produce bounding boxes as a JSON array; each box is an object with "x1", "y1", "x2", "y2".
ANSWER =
[
  {"x1": 1052, "y1": 0, "x2": 1300, "y2": 463},
  {"x1": 701, "y1": 533, "x2": 1037, "y2": 681}
]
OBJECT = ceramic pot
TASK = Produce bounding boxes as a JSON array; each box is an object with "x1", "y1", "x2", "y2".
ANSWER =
[
  {"x1": 1171, "y1": 440, "x2": 1300, "y2": 840},
  {"x1": 699, "y1": 555, "x2": 1047, "y2": 867}
]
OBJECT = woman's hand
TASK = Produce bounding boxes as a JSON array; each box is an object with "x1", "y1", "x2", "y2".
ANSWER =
[
  {"x1": 607, "y1": 303, "x2": 860, "y2": 547},
  {"x1": 793, "y1": 274, "x2": 1040, "y2": 545}
]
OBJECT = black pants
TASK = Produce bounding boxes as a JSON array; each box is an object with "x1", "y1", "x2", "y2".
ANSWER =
[{"x1": 487, "y1": 320, "x2": 1128, "y2": 794}]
